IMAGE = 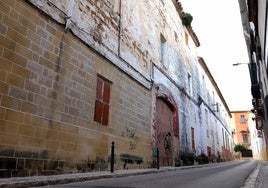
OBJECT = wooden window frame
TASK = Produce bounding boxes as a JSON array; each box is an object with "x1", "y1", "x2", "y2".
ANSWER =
[
  {"x1": 94, "y1": 75, "x2": 112, "y2": 126},
  {"x1": 240, "y1": 115, "x2": 246, "y2": 123}
]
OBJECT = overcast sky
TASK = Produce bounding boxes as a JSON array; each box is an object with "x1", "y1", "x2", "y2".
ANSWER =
[{"x1": 180, "y1": 0, "x2": 252, "y2": 111}]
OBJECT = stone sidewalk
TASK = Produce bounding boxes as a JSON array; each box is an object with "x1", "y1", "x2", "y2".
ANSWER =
[
  {"x1": 254, "y1": 161, "x2": 268, "y2": 188},
  {"x1": 0, "y1": 160, "x2": 266, "y2": 188}
]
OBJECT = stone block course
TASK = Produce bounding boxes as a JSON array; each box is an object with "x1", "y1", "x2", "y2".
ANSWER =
[
  {"x1": 47, "y1": 140, "x2": 59, "y2": 150},
  {"x1": 19, "y1": 124, "x2": 36, "y2": 136},
  {"x1": 3, "y1": 48, "x2": 28, "y2": 67},
  {"x1": 0, "y1": 70, "x2": 7, "y2": 82},
  {"x1": 1, "y1": 133, "x2": 19, "y2": 145},
  {"x1": 15, "y1": 43, "x2": 33, "y2": 60},
  {"x1": 12, "y1": 63, "x2": 31, "y2": 79},
  {"x1": 36, "y1": 26, "x2": 49, "y2": 40},
  {"x1": 9, "y1": 8, "x2": 19, "y2": 21},
  {"x1": 1, "y1": 95, "x2": 22, "y2": 111},
  {"x1": 30, "y1": 42, "x2": 43, "y2": 55},
  {"x1": 0, "y1": 35, "x2": 16, "y2": 52},
  {"x1": 0, "y1": 1, "x2": 10, "y2": 16},
  {"x1": 21, "y1": 101, "x2": 37, "y2": 114},
  {"x1": 0, "y1": 57, "x2": 12, "y2": 71},
  {"x1": 0, "y1": 107, "x2": 5, "y2": 119},
  {"x1": 28, "y1": 137, "x2": 46, "y2": 148},
  {"x1": 0, "y1": 120, "x2": 19, "y2": 135},
  {"x1": 7, "y1": 72, "x2": 25, "y2": 88},
  {"x1": 0, "y1": 81, "x2": 9, "y2": 94},
  {"x1": 8, "y1": 86, "x2": 27, "y2": 100},
  {"x1": 15, "y1": 1, "x2": 39, "y2": 24},
  {"x1": 5, "y1": 109, "x2": 24, "y2": 122},
  {"x1": 0, "y1": 23, "x2": 7, "y2": 35},
  {"x1": 7, "y1": 27, "x2": 30, "y2": 47},
  {"x1": 28, "y1": 30, "x2": 41, "y2": 45},
  {"x1": 18, "y1": 14, "x2": 36, "y2": 32},
  {"x1": 25, "y1": 80, "x2": 40, "y2": 94}
]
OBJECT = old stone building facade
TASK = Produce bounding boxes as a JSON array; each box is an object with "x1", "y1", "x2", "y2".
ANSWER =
[{"x1": 0, "y1": 0, "x2": 233, "y2": 176}]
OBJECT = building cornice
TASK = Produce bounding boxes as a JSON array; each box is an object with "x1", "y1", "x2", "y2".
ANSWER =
[{"x1": 198, "y1": 57, "x2": 232, "y2": 118}]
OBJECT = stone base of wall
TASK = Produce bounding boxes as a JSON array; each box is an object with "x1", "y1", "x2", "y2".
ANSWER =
[
  {"x1": 0, "y1": 150, "x2": 152, "y2": 178},
  {"x1": 0, "y1": 150, "x2": 65, "y2": 178}
]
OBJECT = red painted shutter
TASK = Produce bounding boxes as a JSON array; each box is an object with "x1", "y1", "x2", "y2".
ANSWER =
[
  {"x1": 103, "y1": 82, "x2": 110, "y2": 103},
  {"x1": 94, "y1": 76, "x2": 111, "y2": 125},
  {"x1": 191, "y1": 127, "x2": 195, "y2": 150},
  {"x1": 94, "y1": 98, "x2": 103, "y2": 123},
  {"x1": 102, "y1": 103, "x2": 109, "y2": 126},
  {"x1": 96, "y1": 78, "x2": 103, "y2": 100}
]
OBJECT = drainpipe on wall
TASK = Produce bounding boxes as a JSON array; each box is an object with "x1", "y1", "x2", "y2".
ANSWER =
[
  {"x1": 118, "y1": 0, "x2": 122, "y2": 57},
  {"x1": 238, "y1": 0, "x2": 251, "y2": 60},
  {"x1": 264, "y1": 1, "x2": 268, "y2": 62},
  {"x1": 65, "y1": 0, "x2": 74, "y2": 32}
]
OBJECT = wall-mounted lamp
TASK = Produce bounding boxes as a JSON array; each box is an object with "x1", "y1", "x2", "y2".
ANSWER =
[{"x1": 232, "y1": 62, "x2": 249, "y2": 66}]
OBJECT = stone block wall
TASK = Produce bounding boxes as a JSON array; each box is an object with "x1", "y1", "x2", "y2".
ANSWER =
[{"x1": 0, "y1": 0, "x2": 151, "y2": 177}]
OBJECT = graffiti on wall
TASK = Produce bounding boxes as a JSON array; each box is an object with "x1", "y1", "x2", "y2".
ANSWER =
[{"x1": 121, "y1": 126, "x2": 138, "y2": 149}]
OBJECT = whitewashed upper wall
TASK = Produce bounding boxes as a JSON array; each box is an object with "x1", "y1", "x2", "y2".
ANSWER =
[
  {"x1": 72, "y1": 0, "x2": 120, "y2": 53},
  {"x1": 27, "y1": 0, "x2": 201, "y2": 90},
  {"x1": 28, "y1": 0, "x2": 200, "y2": 89},
  {"x1": 119, "y1": 0, "x2": 199, "y2": 81}
]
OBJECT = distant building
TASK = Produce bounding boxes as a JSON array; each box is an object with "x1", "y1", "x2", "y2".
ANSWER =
[
  {"x1": 0, "y1": 0, "x2": 233, "y2": 177},
  {"x1": 231, "y1": 111, "x2": 251, "y2": 148}
]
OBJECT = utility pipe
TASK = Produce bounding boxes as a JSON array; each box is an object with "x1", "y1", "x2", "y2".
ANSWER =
[
  {"x1": 238, "y1": 0, "x2": 251, "y2": 60},
  {"x1": 65, "y1": 0, "x2": 74, "y2": 31}
]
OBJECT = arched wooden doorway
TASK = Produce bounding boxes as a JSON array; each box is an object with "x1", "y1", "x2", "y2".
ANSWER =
[
  {"x1": 156, "y1": 98, "x2": 173, "y2": 166},
  {"x1": 153, "y1": 84, "x2": 179, "y2": 166}
]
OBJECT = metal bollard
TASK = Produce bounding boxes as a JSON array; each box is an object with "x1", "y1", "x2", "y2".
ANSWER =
[
  {"x1": 110, "y1": 141, "x2": 115, "y2": 173},
  {"x1": 156, "y1": 148, "x2": 159, "y2": 170}
]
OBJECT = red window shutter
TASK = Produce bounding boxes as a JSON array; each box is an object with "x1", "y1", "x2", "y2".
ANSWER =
[
  {"x1": 102, "y1": 103, "x2": 109, "y2": 126},
  {"x1": 94, "y1": 75, "x2": 111, "y2": 125},
  {"x1": 103, "y1": 82, "x2": 110, "y2": 103},
  {"x1": 191, "y1": 127, "x2": 195, "y2": 150},
  {"x1": 94, "y1": 100, "x2": 103, "y2": 123},
  {"x1": 96, "y1": 78, "x2": 103, "y2": 100}
]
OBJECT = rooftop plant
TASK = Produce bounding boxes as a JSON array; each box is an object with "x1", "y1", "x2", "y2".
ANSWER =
[{"x1": 182, "y1": 13, "x2": 193, "y2": 26}]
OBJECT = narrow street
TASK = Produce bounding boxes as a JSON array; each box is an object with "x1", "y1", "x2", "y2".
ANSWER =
[{"x1": 40, "y1": 160, "x2": 257, "y2": 188}]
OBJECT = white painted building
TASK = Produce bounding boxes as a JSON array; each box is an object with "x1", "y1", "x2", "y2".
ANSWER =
[{"x1": 248, "y1": 112, "x2": 267, "y2": 159}]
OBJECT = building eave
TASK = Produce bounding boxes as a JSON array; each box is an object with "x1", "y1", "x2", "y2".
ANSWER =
[
  {"x1": 198, "y1": 57, "x2": 232, "y2": 118},
  {"x1": 173, "y1": 0, "x2": 200, "y2": 47}
]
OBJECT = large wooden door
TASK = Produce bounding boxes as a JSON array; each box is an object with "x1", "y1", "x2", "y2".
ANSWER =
[{"x1": 156, "y1": 98, "x2": 173, "y2": 166}]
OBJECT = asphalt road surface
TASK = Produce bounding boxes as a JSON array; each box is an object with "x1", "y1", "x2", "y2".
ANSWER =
[{"x1": 40, "y1": 160, "x2": 257, "y2": 188}]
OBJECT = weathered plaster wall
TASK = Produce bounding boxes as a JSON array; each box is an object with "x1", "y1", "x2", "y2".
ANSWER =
[{"x1": 197, "y1": 61, "x2": 233, "y2": 159}]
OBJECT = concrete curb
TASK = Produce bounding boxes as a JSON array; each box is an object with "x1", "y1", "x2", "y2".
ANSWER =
[
  {"x1": 0, "y1": 169, "x2": 161, "y2": 188},
  {"x1": 241, "y1": 161, "x2": 261, "y2": 188},
  {"x1": 0, "y1": 161, "x2": 245, "y2": 188}
]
